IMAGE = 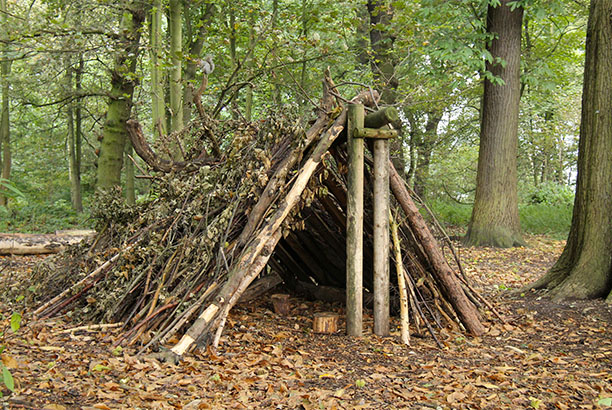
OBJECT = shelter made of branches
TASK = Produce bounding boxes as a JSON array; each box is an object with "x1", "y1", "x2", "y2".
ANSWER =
[{"x1": 32, "y1": 70, "x2": 490, "y2": 361}]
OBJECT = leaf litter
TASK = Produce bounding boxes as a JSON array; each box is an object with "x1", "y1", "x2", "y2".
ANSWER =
[{"x1": 0, "y1": 235, "x2": 611, "y2": 409}]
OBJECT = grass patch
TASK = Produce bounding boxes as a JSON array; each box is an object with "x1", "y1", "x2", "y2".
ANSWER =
[
  {"x1": 426, "y1": 200, "x2": 571, "y2": 239},
  {"x1": 519, "y1": 204, "x2": 572, "y2": 239}
]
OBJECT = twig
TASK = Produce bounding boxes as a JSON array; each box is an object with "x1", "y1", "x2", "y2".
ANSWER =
[{"x1": 52, "y1": 322, "x2": 124, "y2": 335}]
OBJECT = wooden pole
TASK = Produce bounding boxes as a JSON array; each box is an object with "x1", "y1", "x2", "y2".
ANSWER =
[
  {"x1": 364, "y1": 106, "x2": 398, "y2": 129},
  {"x1": 373, "y1": 134, "x2": 390, "y2": 336},
  {"x1": 346, "y1": 103, "x2": 364, "y2": 337}
]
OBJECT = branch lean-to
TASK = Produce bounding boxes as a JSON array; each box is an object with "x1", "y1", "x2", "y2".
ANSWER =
[{"x1": 30, "y1": 73, "x2": 491, "y2": 363}]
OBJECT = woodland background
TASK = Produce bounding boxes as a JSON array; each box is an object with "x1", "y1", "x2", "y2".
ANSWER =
[{"x1": 0, "y1": 0, "x2": 585, "y2": 238}]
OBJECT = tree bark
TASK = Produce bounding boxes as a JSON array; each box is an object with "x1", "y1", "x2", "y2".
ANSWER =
[
  {"x1": 73, "y1": 57, "x2": 84, "y2": 212},
  {"x1": 413, "y1": 111, "x2": 442, "y2": 198},
  {"x1": 0, "y1": 231, "x2": 95, "y2": 255},
  {"x1": 97, "y1": 7, "x2": 145, "y2": 190},
  {"x1": 0, "y1": 0, "x2": 12, "y2": 207},
  {"x1": 66, "y1": 58, "x2": 83, "y2": 213},
  {"x1": 464, "y1": 0, "x2": 525, "y2": 248},
  {"x1": 530, "y1": 0, "x2": 612, "y2": 301},
  {"x1": 169, "y1": 0, "x2": 184, "y2": 135},
  {"x1": 183, "y1": 2, "x2": 215, "y2": 123},
  {"x1": 149, "y1": 0, "x2": 166, "y2": 137}
]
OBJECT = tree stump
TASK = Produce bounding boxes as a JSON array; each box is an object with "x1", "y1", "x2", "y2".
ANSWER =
[
  {"x1": 313, "y1": 312, "x2": 339, "y2": 334},
  {"x1": 270, "y1": 294, "x2": 290, "y2": 316}
]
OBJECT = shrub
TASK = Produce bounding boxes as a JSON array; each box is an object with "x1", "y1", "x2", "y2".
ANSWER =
[{"x1": 523, "y1": 181, "x2": 574, "y2": 206}]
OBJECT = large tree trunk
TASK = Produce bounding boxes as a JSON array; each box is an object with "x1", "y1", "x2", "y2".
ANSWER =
[
  {"x1": 463, "y1": 0, "x2": 525, "y2": 248},
  {"x1": 530, "y1": 0, "x2": 612, "y2": 302},
  {"x1": 97, "y1": 6, "x2": 145, "y2": 190}
]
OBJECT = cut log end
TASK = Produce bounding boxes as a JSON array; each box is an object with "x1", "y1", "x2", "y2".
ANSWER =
[{"x1": 313, "y1": 312, "x2": 339, "y2": 334}]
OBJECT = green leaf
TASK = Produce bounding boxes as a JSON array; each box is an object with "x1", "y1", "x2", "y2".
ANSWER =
[
  {"x1": 91, "y1": 364, "x2": 110, "y2": 372},
  {"x1": 355, "y1": 379, "x2": 366, "y2": 388},
  {"x1": 10, "y1": 313, "x2": 21, "y2": 333},
  {"x1": 598, "y1": 397, "x2": 612, "y2": 406},
  {"x1": 2, "y1": 365, "x2": 14, "y2": 392}
]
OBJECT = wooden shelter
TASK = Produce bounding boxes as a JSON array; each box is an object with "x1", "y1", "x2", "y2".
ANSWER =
[{"x1": 32, "y1": 70, "x2": 489, "y2": 363}]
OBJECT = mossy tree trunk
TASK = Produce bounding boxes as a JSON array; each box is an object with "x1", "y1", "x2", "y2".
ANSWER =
[
  {"x1": 531, "y1": 0, "x2": 612, "y2": 302},
  {"x1": 97, "y1": 6, "x2": 145, "y2": 190},
  {"x1": 463, "y1": 0, "x2": 525, "y2": 248},
  {"x1": 169, "y1": 0, "x2": 183, "y2": 135}
]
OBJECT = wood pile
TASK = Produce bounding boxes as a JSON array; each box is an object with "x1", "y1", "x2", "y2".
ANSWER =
[{"x1": 30, "y1": 70, "x2": 491, "y2": 362}]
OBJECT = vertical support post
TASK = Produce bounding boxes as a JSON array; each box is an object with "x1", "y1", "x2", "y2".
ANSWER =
[
  {"x1": 346, "y1": 103, "x2": 364, "y2": 337},
  {"x1": 373, "y1": 135, "x2": 390, "y2": 336}
]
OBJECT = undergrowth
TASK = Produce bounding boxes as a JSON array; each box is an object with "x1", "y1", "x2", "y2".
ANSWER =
[
  {"x1": 0, "y1": 199, "x2": 93, "y2": 233},
  {"x1": 426, "y1": 199, "x2": 572, "y2": 240}
]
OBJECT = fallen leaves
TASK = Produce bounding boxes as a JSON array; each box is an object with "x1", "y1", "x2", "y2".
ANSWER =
[{"x1": 0, "y1": 237, "x2": 610, "y2": 409}]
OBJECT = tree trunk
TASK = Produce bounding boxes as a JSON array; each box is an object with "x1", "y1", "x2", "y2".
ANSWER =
[
  {"x1": 367, "y1": 0, "x2": 397, "y2": 105},
  {"x1": 413, "y1": 112, "x2": 442, "y2": 198},
  {"x1": 0, "y1": 0, "x2": 11, "y2": 207},
  {"x1": 169, "y1": 0, "x2": 183, "y2": 135},
  {"x1": 74, "y1": 57, "x2": 84, "y2": 212},
  {"x1": 66, "y1": 58, "x2": 83, "y2": 213},
  {"x1": 245, "y1": 10, "x2": 255, "y2": 121},
  {"x1": 150, "y1": 0, "x2": 166, "y2": 137},
  {"x1": 0, "y1": 231, "x2": 95, "y2": 255},
  {"x1": 183, "y1": 2, "x2": 215, "y2": 124},
  {"x1": 367, "y1": 0, "x2": 405, "y2": 177},
  {"x1": 530, "y1": 0, "x2": 612, "y2": 301},
  {"x1": 97, "y1": 7, "x2": 145, "y2": 190},
  {"x1": 463, "y1": 0, "x2": 525, "y2": 248}
]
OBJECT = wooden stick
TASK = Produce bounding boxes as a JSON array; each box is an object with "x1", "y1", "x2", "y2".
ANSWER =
[
  {"x1": 211, "y1": 229, "x2": 283, "y2": 350},
  {"x1": 51, "y1": 322, "x2": 124, "y2": 335},
  {"x1": 390, "y1": 211, "x2": 409, "y2": 346}
]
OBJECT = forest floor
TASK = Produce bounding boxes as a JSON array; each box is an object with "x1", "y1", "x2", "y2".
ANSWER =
[{"x1": 0, "y1": 235, "x2": 611, "y2": 410}]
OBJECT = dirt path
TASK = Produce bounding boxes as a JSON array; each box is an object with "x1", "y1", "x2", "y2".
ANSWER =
[{"x1": 0, "y1": 235, "x2": 610, "y2": 409}]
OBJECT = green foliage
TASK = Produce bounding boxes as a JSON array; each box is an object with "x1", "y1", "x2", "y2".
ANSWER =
[
  {"x1": 1, "y1": 365, "x2": 14, "y2": 393},
  {"x1": 523, "y1": 181, "x2": 574, "y2": 206},
  {"x1": 9, "y1": 313, "x2": 20, "y2": 333},
  {"x1": 0, "y1": 179, "x2": 25, "y2": 200},
  {"x1": 426, "y1": 199, "x2": 473, "y2": 228},
  {"x1": 519, "y1": 203, "x2": 572, "y2": 238},
  {"x1": 0, "y1": 198, "x2": 92, "y2": 233}
]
